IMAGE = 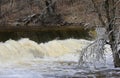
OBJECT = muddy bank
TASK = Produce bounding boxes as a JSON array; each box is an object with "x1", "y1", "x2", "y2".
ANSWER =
[{"x1": 0, "y1": 26, "x2": 93, "y2": 42}]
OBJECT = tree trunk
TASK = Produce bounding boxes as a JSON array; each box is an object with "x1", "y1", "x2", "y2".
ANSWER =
[
  {"x1": 106, "y1": 0, "x2": 120, "y2": 67},
  {"x1": 113, "y1": 51, "x2": 120, "y2": 67},
  {"x1": 108, "y1": 26, "x2": 120, "y2": 67}
]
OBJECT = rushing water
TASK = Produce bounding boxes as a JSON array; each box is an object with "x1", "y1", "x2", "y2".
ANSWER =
[{"x1": 0, "y1": 38, "x2": 120, "y2": 78}]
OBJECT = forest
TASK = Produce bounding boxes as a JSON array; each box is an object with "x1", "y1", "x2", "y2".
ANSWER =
[{"x1": 0, "y1": 0, "x2": 103, "y2": 26}]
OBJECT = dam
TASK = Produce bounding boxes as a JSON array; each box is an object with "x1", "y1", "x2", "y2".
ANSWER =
[{"x1": 0, "y1": 26, "x2": 91, "y2": 42}]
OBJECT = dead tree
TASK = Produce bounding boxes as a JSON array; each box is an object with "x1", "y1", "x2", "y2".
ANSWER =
[
  {"x1": 79, "y1": 0, "x2": 120, "y2": 67},
  {"x1": 104, "y1": 0, "x2": 120, "y2": 67}
]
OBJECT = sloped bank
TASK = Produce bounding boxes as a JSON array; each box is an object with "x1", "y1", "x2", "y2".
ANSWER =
[{"x1": 0, "y1": 26, "x2": 93, "y2": 42}]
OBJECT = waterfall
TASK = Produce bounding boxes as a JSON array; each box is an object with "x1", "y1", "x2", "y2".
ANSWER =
[
  {"x1": 0, "y1": 38, "x2": 115, "y2": 78},
  {"x1": 0, "y1": 38, "x2": 90, "y2": 65}
]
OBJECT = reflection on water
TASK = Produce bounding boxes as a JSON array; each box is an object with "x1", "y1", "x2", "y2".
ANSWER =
[{"x1": 0, "y1": 38, "x2": 120, "y2": 78}]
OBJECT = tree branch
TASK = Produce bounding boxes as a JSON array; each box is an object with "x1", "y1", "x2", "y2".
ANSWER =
[{"x1": 110, "y1": 0, "x2": 120, "y2": 12}]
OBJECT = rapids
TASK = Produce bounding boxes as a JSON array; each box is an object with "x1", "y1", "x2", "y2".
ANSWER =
[{"x1": 0, "y1": 38, "x2": 119, "y2": 78}]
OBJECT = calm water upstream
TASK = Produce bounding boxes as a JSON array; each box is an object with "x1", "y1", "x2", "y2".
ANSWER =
[{"x1": 0, "y1": 38, "x2": 120, "y2": 78}]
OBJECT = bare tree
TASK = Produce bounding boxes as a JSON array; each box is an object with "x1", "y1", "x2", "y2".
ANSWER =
[
  {"x1": 104, "y1": 0, "x2": 120, "y2": 67},
  {"x1": 79, "y1": 0, "x2": 120, "y2": 67}
]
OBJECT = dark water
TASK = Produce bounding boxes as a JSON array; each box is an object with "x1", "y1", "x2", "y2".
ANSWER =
[{"x1": 0, "y1": 26, "x2": 92, "y2": 42}]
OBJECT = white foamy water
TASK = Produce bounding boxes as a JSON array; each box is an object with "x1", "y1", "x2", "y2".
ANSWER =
[{"x1": 0, "y1": 38, "x2": 119, "y2": 78}]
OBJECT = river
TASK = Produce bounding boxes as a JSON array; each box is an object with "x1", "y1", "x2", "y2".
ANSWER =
[{"x1": 0, "y1": 38, "x2": 120, "y2": 78}]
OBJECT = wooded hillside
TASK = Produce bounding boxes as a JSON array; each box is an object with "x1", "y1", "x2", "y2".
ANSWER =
[{"x1": 0, "y1": 0, "x2": 103, "y2": 26}]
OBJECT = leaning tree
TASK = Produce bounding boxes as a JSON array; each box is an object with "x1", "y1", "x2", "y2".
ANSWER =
[{"x1": 79, "y1": 0, "x2": 120, "y2": 67}]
